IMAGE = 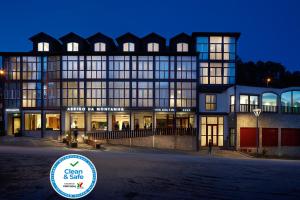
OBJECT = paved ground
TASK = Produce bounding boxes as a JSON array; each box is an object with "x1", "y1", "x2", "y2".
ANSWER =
[{"x1": 0, "y1": 137, "x2": 300, "y2": 200}]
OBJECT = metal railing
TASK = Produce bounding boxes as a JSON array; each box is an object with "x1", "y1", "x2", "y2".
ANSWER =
[
  {"x1": 261, "y1": 105, "x2": 278, "y2": 113},
  {"x1": 87, "y1": 128, "x2": 197, "y2": 141},
  {"x1": 281, "y1": 106, "x2": 300, "y2": 114},
  {"x1": 239, "y1": 104, "x2": 259, "y2": 112}
]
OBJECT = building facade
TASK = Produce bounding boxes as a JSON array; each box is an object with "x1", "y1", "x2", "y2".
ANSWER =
[{"x1": 0, "y1": 32, "x2": 299, "y2": 154}]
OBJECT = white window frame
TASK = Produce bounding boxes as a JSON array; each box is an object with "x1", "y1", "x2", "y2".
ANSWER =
[
  {"x1": 176, "y1": 43, "x2": 189, "y2": 52},
  {"x1": 94, "y1": 42, "x2": 106, "y2": 52},
  {"x1": 67, "y1": 42, "x2": 79, "y2": 52},
  {"x1": 123, "y1": 42, "x2": 135, "y2": 52},
  {"x1": 37, "y1": 42, "x2": 49, "y2": 52},
  {"x1": 147, "y1": 43, "x2": 159, "y2": 52}
]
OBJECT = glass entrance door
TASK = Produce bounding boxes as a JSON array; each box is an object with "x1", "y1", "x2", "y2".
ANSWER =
[
  {"x1": 13, "y1": 117, "x2": 21, "y2": 135},
  {"x1": 207, "y1": 124, "x2": 218, "y2": 146}
]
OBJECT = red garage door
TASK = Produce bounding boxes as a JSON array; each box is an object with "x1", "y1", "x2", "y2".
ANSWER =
[
  {"x1": 282, "y1": 128, "x2": 300, "y2": 146},
  {"x1": 240, "y1": 128, "x2": 256, "y2": 147},
  {"x1": 262, "y1": 128, "x2": 278, "y2": 147}
]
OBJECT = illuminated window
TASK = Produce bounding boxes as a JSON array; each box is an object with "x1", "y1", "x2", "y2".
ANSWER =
[
  {"x1": 22, "y1": 82, "x2": 42, "y2": 107},
  {"x1": 62, "y1": 81, "x2": 84, "y2": 106},
  {"x1": 62, "y1": 56, "x2": 84, "y2": 79},
  {"x1": 91, "y1": 114, "x2": 107, "y2": 131},
  {"x1": 223, "y1": 37, "x2": 235, "y2": 60},
  {"x1": 46, "y1": 114, "x2": 60, "y2": 131},
  {"x1": 210, "y1": 36, "x2": 222, "y2": 60},
  {"x1": 210, "y1": 63, "x2": 222, "y2": 84},
  {"x1": 176, "y1": 82, "x2": 196, "y2": 107},
  {"x1": 86, "y1": 56, "x2": 106, "y2": 79},
  {"x1": 25, "y1": 113, "x2": 41, "y2": 131},
  {"x1": 86, "y1": 82, "x2": 106, "y2": 107},
  {"x1": 4, "y1": 57, "x2": 21, "y2": 80},
  {"x1": 176, "y1": 43, "x2": 189, "y2": 52},
  {"x1": 123, "y1": 42, "x2": 135, "y2": 52},
  {"x1": 132, "y1": 56, "x2": 153, "y2": 79},
  {"x1": 94, "y1": 42, "x2": 106, "y2": 52},
  {"x1": 147, "y1": 43, "x2": 159, "y2": 52},
  {"x1": 67, "y1": 42, "x2": 79, "y2": 52},
  {"x1": 155, "y1": 56, "x2": 169, "y2": 79},
  {"x1": 199, "y1": 62, "x2": 208, "y2": 84},
  {"x1": 132, "y1": 82, "x2": 153, "y2": 107},
  {"x1": 108, "y1": 81, "x2": 130, "y2": 107},
  {"x1": 45, "y1": 82, "x2": 60, "y2": 107},
  {"x1": 176, "y1": 56, "x2": 196, "y2": 79},
  {"x1": 205, "y1": 95, "x2": 217, "y2": 111},
  {"x1": 240, "y1": 95, "x2": 259, "y2": 112},
  {"x1": 155, "y1": 82, "x2": 172, "y2": 107},
  {"x1": 109, "y1": 56, "x2": 130, "y2": 79},
  {"x1": 22, "y1": 57, "x2": 41, "y2": 80},
  {"x1": 196, "y1": 37, "x2": 208, "y2": 60},
  {"x1": 37, "y1": 42, "x2": 49, "y2": 52}
]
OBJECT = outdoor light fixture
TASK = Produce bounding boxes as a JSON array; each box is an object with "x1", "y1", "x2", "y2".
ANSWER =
[
  {"x1": 266, "y1": 77, "x2": 271, "y2": 87},
  {"x1": 0, "y1": 69, "x2": 4, "y2": 75},
  {"x1": 253, "y1": 108, "x2": 262, "y2": 154}
]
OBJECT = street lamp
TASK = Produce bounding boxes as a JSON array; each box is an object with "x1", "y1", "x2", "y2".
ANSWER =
[
  {"x1": 266, "y1": 77, "x2": 271, "y2": 87},
  {"x1": 253, "y1": 108, "x2": 262, "y2": 154},
  {"x1": 0, "y1": 69, "x2": 4, "y2": 76}
]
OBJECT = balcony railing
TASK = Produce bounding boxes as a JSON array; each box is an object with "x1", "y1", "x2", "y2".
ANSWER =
[
  {"x1": 261, "y1": 105, "x2": 278, "y2": 113},
  {"x1": 87, "y1": 128, "x2": 197, "y2": 141},
  {"x1": 239, "y1": 104, "x2": 259, "y2": 112},
  {"x1": 281, "y1": 106, "x2": 300, "y2": 114}
]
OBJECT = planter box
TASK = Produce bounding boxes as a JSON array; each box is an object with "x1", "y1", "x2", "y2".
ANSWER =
[{"x1": 70, "y1": 142, "x2": 78, "y2": 148}]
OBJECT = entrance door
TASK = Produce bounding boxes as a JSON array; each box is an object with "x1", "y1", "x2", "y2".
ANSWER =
[
  {"x1": 207, "y1": 125, "x2": 218, "y2": 146},
  {"x1": 13, "y1": 117, "x2": 21, "y2": 135},
  {"x1": 176, "y1": 118, "x2": 189, "y2": 128}
]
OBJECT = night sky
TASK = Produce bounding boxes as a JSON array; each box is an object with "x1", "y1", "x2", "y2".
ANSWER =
[{"x1": 0, "y1": 0, "x2": 299, "y2": 71}]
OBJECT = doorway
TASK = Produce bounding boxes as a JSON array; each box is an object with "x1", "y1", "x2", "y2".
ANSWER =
[
  {"x1": 207, "y1": 124, "x2": 218, "y2": 146},
  {"x1": 13, "y1": 116, "x2": 21, "y2": 135}
]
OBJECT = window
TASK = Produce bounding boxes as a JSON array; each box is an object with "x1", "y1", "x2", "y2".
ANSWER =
[
  {"x1": 94, "y1": 42, "x2": 106, "y2": 52},
  {"x1": 210, "y1": 36, "x2": 222, "y2": 60},
  {"x1": 132, "y1": 56, "x2": 153, "y2": 79},
  {"x1": 200, "y1": 62, "x2": 208, "y2": 84},
  {"x1": 62, "y1": 82, "x2": 84, "y2": 106},
  {"x1": 109, "y1": 56, "x2": 130, "y2": 79},
  {"x1": 46, "y1": 114, "x2": 60, "y2": 131},
  {"x1": 62, "y1": 56, "x2": 84, "y2": 79},
  {"x1": 123, "y1": 42, "x2": 135, "y2": 52},
  {"x1": 86, "y1": 56, "x2": 106, "y2": 79},
  {"x1": 70, "y1": 113, "x2": 85, "y2": 130},
  {"x1": 109, "y1": 82, "x2": 130, "y2": 107},
  {"x1": 262, "y1": 93, "x2": 277, "y2": 112},
  {"x1": 205, "y1": 95, "x2": 217, "y2": 111},
  {"x1": 230, "y1": 95, "x2": 235, "y2": 112},
  {"x1": 196, "y1": 37, "x2": 208, "y2": 60},
  {"x1": 67, "y1": 42, "x2": 79, "y2": 52},
  {"x1": 209, "y1": 63, "x2": 222, "y2": 84},
  {"x1": 223, "y1": 63, "x2": 235, "y2": 84},
  {"x1": 176, "y1": 43, "x2": 189, "y2": 52},
  {"x1": 38, "y1": 42, "x2": 49, "y2": 52},
  {"x1": 176, "y1": 82, "x2": 196, "y2": 107},
  {"x1": 4, "y1": 57, "x2": 21, "y2": 80},
  {"x1": 176, "y1": 56, "x2": 196, "y2": 79},
  {"x1": 223, "y1": 37, "x2": 236, "y2": 60},
  {"x1": 155, "y1": 82, "x2": 174, "y2": 108},
  {"x1": 201, "y1": 116, "x2": 224, "y2": 147},
  {"x1": 281, "y1": 91, "x2": 300, "y2": 113},
  {"x1": 45, "y1": 82, "x2": 60, "y2": 107},
  {"x1": 25, "y1": 113, "x2": 41, "y2": 131},
  {"x1": 22, "y1": 57, "x2": 42, "y2": 80},
  {"x1": 4, "y1": 83, "x2": 20, "y2": 107},
  {"x1": 22, "y1": 83, "x2": 42, "y2": 107},
  {"x1": 132, "y1": 82, "x2": 153, "y2": 107},
  {"x1": 155, "y1": 56, "x2": 169, "y2": 79},
  {"x1": 240, "y1": 95, "x2": 259, "y2": 112},
  {"x1": 47, "y1": 56, "x2": 60, "y2": 80},
  {"x1": 147, "y1": 43, "x2": 159, "y2": 52},
  {"x1": 86, "y1": 82, "x2": 106, "y2": 107}
]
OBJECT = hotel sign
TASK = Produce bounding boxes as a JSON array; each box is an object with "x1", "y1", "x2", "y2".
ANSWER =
[
  {"x1": 67, "y1": 107, "x2": 125, "y2": 112},
  {"x1": 5, "y1": 108, "x2": 20, "y2": 113},
  {"x1": 154, "y1": 108, "x2": 195, "y2": 112}
]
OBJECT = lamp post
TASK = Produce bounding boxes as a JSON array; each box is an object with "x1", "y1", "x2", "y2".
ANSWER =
[{"x1": 253, "y1": 108, "x2": 262, "y2": 154}]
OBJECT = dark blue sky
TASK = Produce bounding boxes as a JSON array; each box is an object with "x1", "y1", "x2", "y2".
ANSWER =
[{"x1": 0, "y1": 0, "x2": 299, "y2": 71}]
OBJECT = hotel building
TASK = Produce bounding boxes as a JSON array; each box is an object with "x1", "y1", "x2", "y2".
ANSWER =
[{"x1": 0, "y1": 32, "x2": 299, "y2": 154}]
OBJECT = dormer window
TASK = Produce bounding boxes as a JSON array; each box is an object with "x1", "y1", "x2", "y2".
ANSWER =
[
  {"x1": 147, "y1": 43, "x2": 159, "y2": 52},
  {"x1": 123, "y1": 42, "x2": 135, "y2": 52},
  {"x1": 177, "y1": 43, "x2": 189, "y2": 52},
  {"x1": 94, "y1": 42, "x2": 106, "y2": 52},
  {"x1": 67, "y1": 42, "x2": 79, "y2": 52},
  {"x1": 37, "y1": 42, "x2": 49, "y2": 52}
]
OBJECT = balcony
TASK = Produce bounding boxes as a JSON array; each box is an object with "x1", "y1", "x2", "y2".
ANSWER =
[
  {"x1": 261, "y1": 105, "x2": 278, "y2": 113},
  {"x1": 239, "y1": 104, "x2": 259, "y2": 112},
  {"x1": 281, "y1": 106, "x2": 300, "y2": 114}
]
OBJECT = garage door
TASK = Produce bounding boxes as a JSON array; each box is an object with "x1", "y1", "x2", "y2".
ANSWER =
[
  {"x1": 262, "y1": 128, "x2": 278, "y2": 147},
  {"x1": 282, "y1": 128, "x2": 300, "y2": 146},
  {"x1": 240, "y1": 128, "x2": 256, "y2": 147}
]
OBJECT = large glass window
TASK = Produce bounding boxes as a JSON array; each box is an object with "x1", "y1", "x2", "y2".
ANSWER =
[
  {"x1": 86, "y1": 56, "x2": 106, "y2": 79},
  {"x1": 70, "y1": 113, "x2": 85, "y2": 130},
  {"x1": 109, "y1": 82, "x2": 130, "y2": 107},
  {"x1": 5, "y1": 57, "x2": 21, "y2": 80},
  {"x1": 205, "y1": 95, "x2": 217, "y2": 111},
  {"x1": 155, "y1": 82, "x2": 174, "y2": 108},
  {"x1": 94, "y1": 42, "x2": 106, "y2": 52},
  {"x1": 62, "y1": 82, "x2": 84, "y2": 106},
  {"x1": 223, "y1": 63, "x2": 235, "y2": 84},
  {"x1": 22, "y1": 57, "x2": 41, "y2": 80},
  {"x1": 67, "y1": 42, "x2": 79, "y2": 52},
  {"x1": 91, "y1": 114, "x2": 107, "y2": 130},
  {"x1": 223, "y1": 37, "x2": 236, "y2": 60},
  {"x1": 176, "y1": 56, "x2": 196, "y2": 79},
  {"x1": 47, "y1": 56, "x2": 60, "y2": 80},
  {"x1": 132, "y1": 82, "x2": 153, "y2": 107},
  {"x1": 201, "y1": 116, "x2": 224, "y2": 147},
  {"x1": 262, "y1": 93, "x2": 277, "y2": 112},
  {"x1": 22, "y1": 83, "x2": 41, "y2": 107},
  {"x1": 45, "y1": 82, "x2": 60, "y2": 107},
  {"x1": 38, "y1": 42, "x2": 49, "y2": 52},
  {"x1": 196, "y1": 37, "x2": 209, "y2": 60},
  {"x1": 123, "y1": 42, "x2": 135, "y2": 52},
  {"x1": 199, "y1": 62, "x2": 208, "y2": 84},
  {"x1": 281, "y1": 91, "x2": 300, "y2": 113},
  {"x1": 155, "y1": 56, "x2": 169, "y2": 79},
  {"x1": 133, "y1": 56, "x2": 153, "y2": 79},
  {"x1": 46, "y1": 114, "x2": 60, "y2": 131},
  {"x1": 4, "y1": 83, "x2": 20, "y2": 107},
  {"x1": 62, "y1": 56, "x2": 84, "y2": 79},
  {"x1": 210, "y1": 37, "x2": 222, "y2": 60},
  {"x1": 86, "y1": 82, "x2": 106, "y2": 106},
  {"x1": 209, "y1": 63, "x2": 222, "y2": 84},
  {"x1": 147, "y1": 43, "x2": 159, "y2": 52},
  {"x1": 25, "y1": 113, "x2": 41, "y2": 131},
  {"x1": 176, "y1": 82, "x2": 196, "y2": 107},
  {"x1": 240, "y1": 95, "x2": 259, "y2": 112},
  {"x1": 109, "y1": 56, "x2": 130, "y2": 79}
]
